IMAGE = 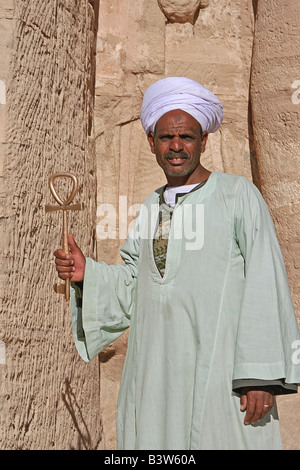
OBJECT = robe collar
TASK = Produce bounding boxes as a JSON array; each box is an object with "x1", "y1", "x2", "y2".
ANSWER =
[{"x1": 159, "y1": 178, "x2": 208, "y2": 207}]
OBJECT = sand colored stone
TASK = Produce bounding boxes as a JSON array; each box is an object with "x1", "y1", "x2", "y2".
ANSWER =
[
  {"x1": 0, "y1": 0, "x2": 101, "y2": 449},
  {"x1": 250, "y1": 0, "x2": 300, "y2": 450}
]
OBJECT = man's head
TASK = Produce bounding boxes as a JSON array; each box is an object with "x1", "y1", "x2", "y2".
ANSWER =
[{"x1": 140, "y1": 77, "x2": 223, "y2": 185}]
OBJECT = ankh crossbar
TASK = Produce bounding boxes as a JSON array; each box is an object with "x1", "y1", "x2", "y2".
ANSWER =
[{"x1": 45, "y1": 173, "x2": 82, "y2": 301}]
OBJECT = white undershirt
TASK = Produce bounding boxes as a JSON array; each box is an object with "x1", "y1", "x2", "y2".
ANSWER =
[{"x1": 163, "y1": 183, "x2": 199, "y2": 207}]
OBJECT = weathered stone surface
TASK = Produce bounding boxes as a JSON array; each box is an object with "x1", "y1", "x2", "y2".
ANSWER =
[
  {"x1": 250, "y1": 0, "x2": 300, "y2": 450},
  {"x1": 0, "y1": 0, "x2": 101, "y2": 449},
  {"x1": 251, "y1": 0, "x2": 300, "y2": 318}
]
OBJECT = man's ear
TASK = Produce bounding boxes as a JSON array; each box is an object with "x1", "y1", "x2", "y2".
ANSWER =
[
  {"x1": 147, "y1": 132, "x2": 155, "y2": 154},
  {"x1": 201, "y1": 132, "x2": 208, "y2": 153}
]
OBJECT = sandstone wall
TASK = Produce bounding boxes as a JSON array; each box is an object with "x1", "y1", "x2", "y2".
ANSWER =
[
  {"x1": 250, "y1": 0, "x2": 300, "y2": 450},
  {"x1": 0, "y1": 0, "x2": 101, "y2": 449},
  {"x1": 251, "y1": 0, "x2": 300, "y2": 319}
]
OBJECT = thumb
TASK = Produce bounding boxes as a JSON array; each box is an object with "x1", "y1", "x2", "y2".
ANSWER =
[
  {"x1": 240, "y1": 393, "x2": 247, "y2": 412},
  {"x1": 68, "y1": 233, "x2": 80, "y2": 253}
]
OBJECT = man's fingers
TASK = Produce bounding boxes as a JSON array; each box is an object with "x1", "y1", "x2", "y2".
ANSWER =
[
  {"x1": 56, "y1": 265, "x2": 75, "y2": 273},
  {"x1": 55, "y1": 264, "x2": 75, "y2": 279},
  {"x1": 246, "y1": 400, "x2": 263, "y2": 425},
  {"x1": 244, "y1": 393, "x2": 257, "y2": 425},
  {"x1": 240, "y1": 394, "x2": 247, "y2": 412},
  {"x1": 54, "y1": 249, "x2": 70, "y2": 260},
  {"x1": 55, "y1": 257, "x2": 74, "y2": 267},
  {"x1": 54, "y1": 248, "x2": 75, "y2": 280},
  {"x1": 243, "y1": 390, "x2": 274, "y2": 425},
  {"x1": 259, "y1": 394, "x2": 274, "y2": 421},
  {"x1": 53, "y1": 234, "x2": 85, "y2": 283},
  {"x1": 57, "y1": 271, "x2": 74, "y2": 280}
]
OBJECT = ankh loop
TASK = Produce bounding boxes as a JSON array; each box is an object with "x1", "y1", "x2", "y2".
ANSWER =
[{"x1": 45, "y1": 173, "x2": 82, "y2": 301}]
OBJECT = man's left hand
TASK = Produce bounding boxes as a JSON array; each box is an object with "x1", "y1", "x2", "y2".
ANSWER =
[{"x1": 240, "y1": 388, "x2": 274, "y2": 425}]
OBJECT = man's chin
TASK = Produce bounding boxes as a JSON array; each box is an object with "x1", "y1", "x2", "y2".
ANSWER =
[{"x1": 164, "y1": 166, "x2": 192, "y2": 178}]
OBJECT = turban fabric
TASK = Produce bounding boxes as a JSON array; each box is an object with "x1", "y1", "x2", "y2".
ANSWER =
[{"x1": 140, "y1": 77, "x2": 223, "y2": 135}]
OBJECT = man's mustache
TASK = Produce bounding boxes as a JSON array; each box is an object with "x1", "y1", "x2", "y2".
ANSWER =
[{"x1": 164, "y1": 151, "x2": 189, "y2": 160}]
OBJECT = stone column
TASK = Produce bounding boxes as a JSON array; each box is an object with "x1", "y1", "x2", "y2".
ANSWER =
[
  {"x1": 250, "y1": 0, "x2": 300, "y2": 320},
  {"x1": 250, "y1": 0, "x2": 300, "y2": 450},
  {"x1": 0, "y1": 0, "x2": 102, "y2": 449}
]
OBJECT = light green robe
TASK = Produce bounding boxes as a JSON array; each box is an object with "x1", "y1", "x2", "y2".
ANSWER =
[{"x1": 71, "y1": 172, "x2": 300, "y2": 450}]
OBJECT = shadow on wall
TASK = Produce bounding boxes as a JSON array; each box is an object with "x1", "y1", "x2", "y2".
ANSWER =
[
  {"x1": 248, "y1": 0, "x2": 261, "y2": 190},
  {"x1": 87, "y1": 0, "x2": 100, "y2": 136},
  {"x1": 62, "y1": 378, "x2": 102, "y2": 450}
]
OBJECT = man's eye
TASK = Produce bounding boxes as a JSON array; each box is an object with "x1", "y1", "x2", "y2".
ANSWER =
[{"x1": 180, "y1": 135, "x2": 194, "y2": 140}]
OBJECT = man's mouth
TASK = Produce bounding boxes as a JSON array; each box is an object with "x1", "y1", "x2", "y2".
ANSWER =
[
  {"x1": 165, "y1": 152, "x2": 189, "y2": 165},
  {"x1": 168, "y1": 158, "x2": 186, "y2": 166}
]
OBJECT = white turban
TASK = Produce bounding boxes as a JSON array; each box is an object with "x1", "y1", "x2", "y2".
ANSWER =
[{"x1": 140, "y1": 77, "x2": 223, "y2": 135}]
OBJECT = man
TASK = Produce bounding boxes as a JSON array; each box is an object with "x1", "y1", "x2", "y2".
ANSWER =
[{"x1": 54, "y1": 77, "x2": 300, "y2": 450}]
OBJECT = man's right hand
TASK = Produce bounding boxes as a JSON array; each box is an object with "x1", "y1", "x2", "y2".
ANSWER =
[{"x1": 54, "y1": 234, "x2": 86, "y2": 283}]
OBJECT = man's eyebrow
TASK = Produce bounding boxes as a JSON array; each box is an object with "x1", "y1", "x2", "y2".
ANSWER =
[{"x1": 157, "y1": 129, "x2": 199, "y2": 135}]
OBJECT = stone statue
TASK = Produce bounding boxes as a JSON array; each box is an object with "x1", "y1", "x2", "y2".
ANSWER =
[{"x1": 157, "y1": 0, "x2": 209, "y2": 25}]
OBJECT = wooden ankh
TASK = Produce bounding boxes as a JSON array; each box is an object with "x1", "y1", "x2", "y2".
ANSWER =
[{"x1": 45, "y1": 173, "x2": 82, "y2": 301}]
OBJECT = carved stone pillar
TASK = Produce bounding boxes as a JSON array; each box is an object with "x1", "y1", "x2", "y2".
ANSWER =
[
  {"x1": 0, "y1": 0, "x2": 101, "y2": 449},
  {"x1": 250, "y1": 0, "x2": 300, "y2": 319},
  {"x1": 250, "y1": 0, "x2": 300, "y2": 451}
]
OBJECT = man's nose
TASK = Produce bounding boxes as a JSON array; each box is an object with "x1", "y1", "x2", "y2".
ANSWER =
[{"x1": 169, "y1": 136, "x2": 183, "y2": 152}]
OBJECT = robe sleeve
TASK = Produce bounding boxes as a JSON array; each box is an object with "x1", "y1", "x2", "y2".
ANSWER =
[
  {"x1": 232, "y1": 178, "x2": 300, "y2": 389},
  {"x1": 232, "y1": 378, "x2": 297, "y2": 395},
  {"x1": 70, "y1": 212, "x2": 141, "y2": 362}
]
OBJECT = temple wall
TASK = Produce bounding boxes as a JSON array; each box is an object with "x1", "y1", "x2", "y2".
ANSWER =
[
  {"x1": 250, "y1": 0, "x2": 300, "y2": 450},
  {"x1": 0, "y1": 0, "x2": 101, "y2": 449}
]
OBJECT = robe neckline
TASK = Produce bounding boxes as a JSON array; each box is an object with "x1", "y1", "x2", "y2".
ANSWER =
[{"x1": 148, "y1": 171, "x2": 217, "y2": 284}]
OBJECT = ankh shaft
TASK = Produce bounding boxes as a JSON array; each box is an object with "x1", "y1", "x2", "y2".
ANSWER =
[{"x1": 63, "y1": 209, "x2": 70, "y2": 301}]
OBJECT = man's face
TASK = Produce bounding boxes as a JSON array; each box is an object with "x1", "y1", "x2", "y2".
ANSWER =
[{"x1": 147, "y1": 109, "x2": 208, "y2": 185}]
